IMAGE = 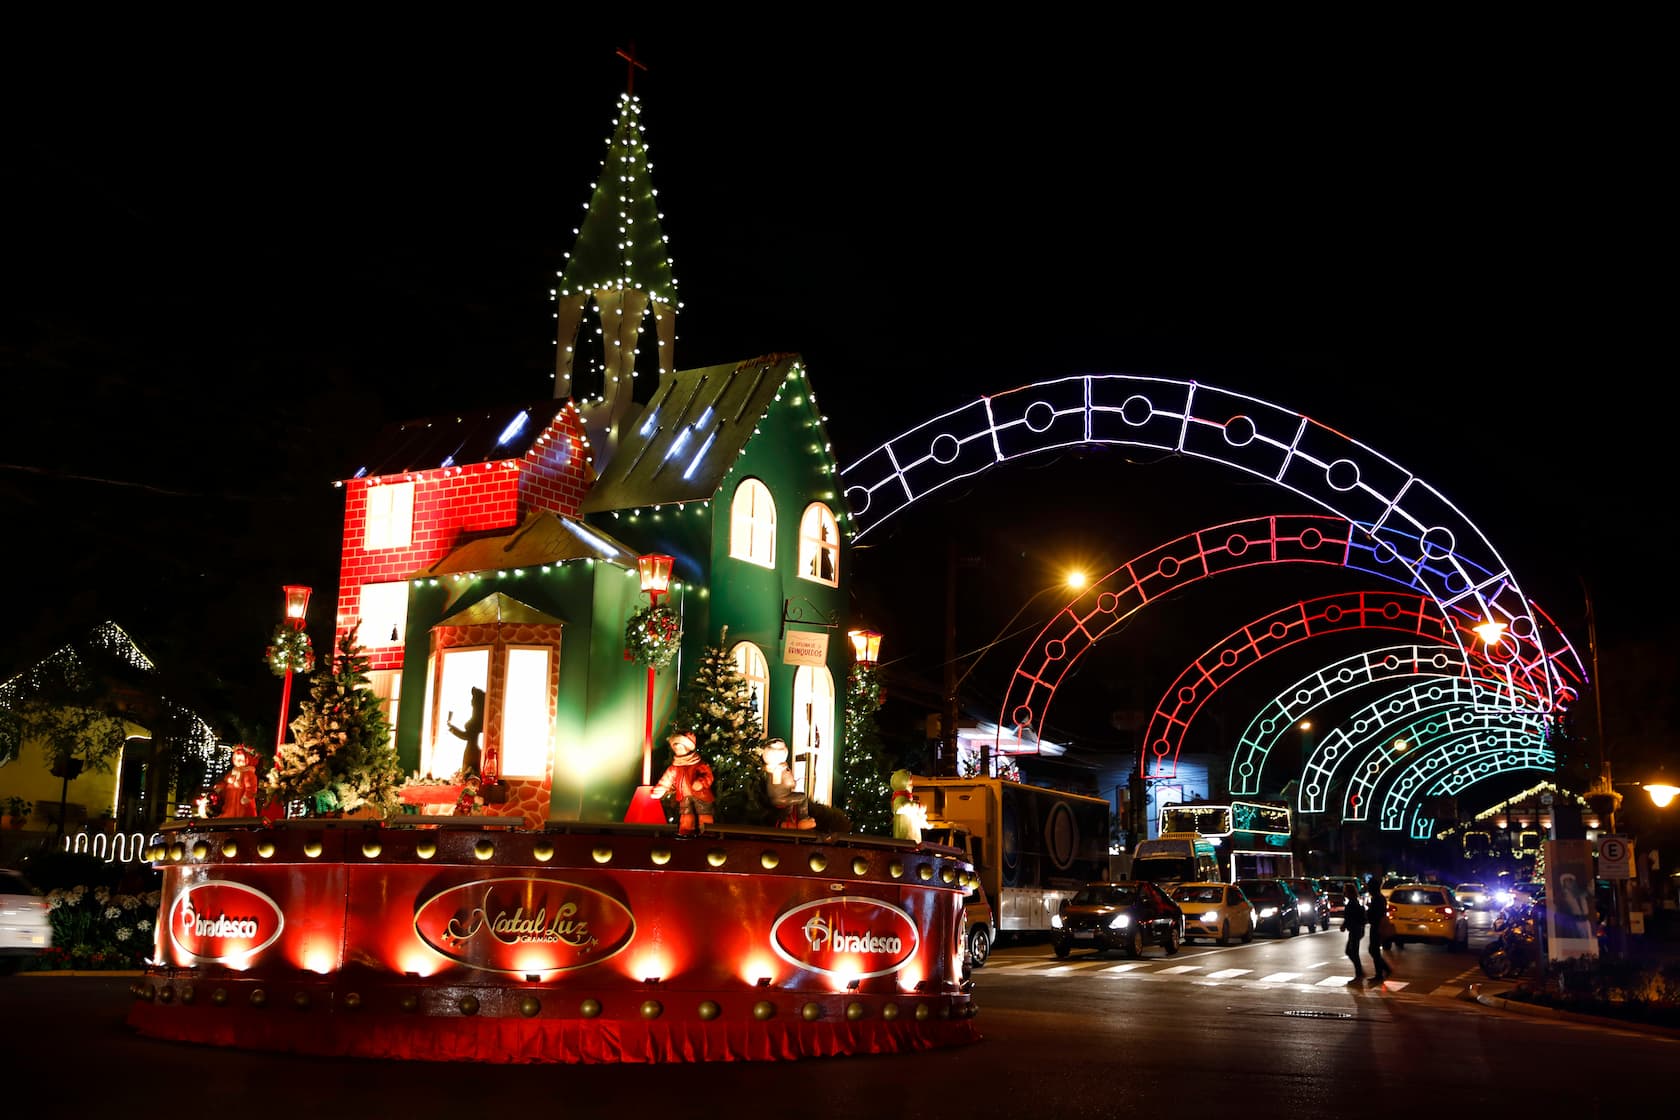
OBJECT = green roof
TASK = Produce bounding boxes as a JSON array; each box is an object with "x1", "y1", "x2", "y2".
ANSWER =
[
  {"x1": 579, "y1": 354, "x2": 802, "y2": 513},
  {"x1": 557, "y1": 92, "x2": 678, "y2": 305}
]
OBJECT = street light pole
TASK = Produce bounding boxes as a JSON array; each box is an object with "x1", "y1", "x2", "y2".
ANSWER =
[{"x1": 944, "y1": 564, "x2": 1087, "y2": 779}]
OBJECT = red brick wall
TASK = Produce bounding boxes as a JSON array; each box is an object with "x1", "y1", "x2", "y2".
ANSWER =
[
  {"x1": 335, "y1": 463, "x2": 521, "y2": 668},
  {"x1": 333, "y1": 404, "x2": 595, "y2": 676},
  {"x1": 517, "y1": 404, "x2": 595, "y2": 519}
]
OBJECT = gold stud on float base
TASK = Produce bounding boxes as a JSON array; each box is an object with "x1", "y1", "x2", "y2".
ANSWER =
[
  {"x1": 752, "y1": 1001, "x2": 776, "y2": 1020},
  {"x1": 579, "y1": 999, "x2": 602, "y2": 1018}
]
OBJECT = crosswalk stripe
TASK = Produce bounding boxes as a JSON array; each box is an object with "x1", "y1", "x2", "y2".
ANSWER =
[
  {"x1": 1258, "y1": 972, "x2": 1301, "y2": 983},
  {"x1": 1156, "y1": 965, "x2": 1201, "y2": 974},
  {"x1": 1099, "y1": 962, "x2": 1149, "y2": 973},
  {"x1": 1207, "y1": 968, "x2": 1251, "y2": 979},
  {"x1": 1316, "y1": 976, "x2": 1355, "y2": 987}
]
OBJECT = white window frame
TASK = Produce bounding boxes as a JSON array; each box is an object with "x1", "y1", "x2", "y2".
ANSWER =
[
  {"x1": 423, "y1": 646, "x2": 489, "y2": 779},
  {"x1": 365, "y1": 669, "x2": 402, "y2": 752},
  {"x1": 364, "y1": 481, "x2": 415, "y2": 551},
  {"x1": 729, "y1": 477, "x2": 776, "y2": 569},
  {"x1": 731, "y1": 641, "x2": 769, "y2": 730},
  {"x1": 789, "y1": 665, "x2": 836, "y2": 806},
  {"x1": 797, "y1": 502, "x2": 840, "y2": 587},
  {"x1": 499, "y1": 645, "x2": 552, "y2": 778},
  {"x1": 358, "y1": 581, "x2": 409, "y2": 647}
]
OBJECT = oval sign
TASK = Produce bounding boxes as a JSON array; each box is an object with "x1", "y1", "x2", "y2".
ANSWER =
[
  {"x1": 770, "y1": 896, "x2": 920, "y2": 979},
  {"x1": 167, "y1": 881, "x2": 285, "y2": 963},
  {"x1": 413, "y1": 876, "x2": 635, "y2": 975}
]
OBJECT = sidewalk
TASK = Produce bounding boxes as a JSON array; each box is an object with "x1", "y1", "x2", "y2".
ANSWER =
[{"x1": 1463, "y1": 980, "x2": 1680, "y2": 1041}]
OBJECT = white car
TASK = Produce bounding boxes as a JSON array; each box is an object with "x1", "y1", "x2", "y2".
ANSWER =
[
  {"x1": 1454, "y1": 882, "x2": 1490, "y2": 910},
  {"x1": 0, "y1": 869, "x2": 52, "y2": 973}
]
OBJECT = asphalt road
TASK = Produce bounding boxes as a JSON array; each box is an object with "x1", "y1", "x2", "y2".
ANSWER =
[{"x1": 6, "y1": 914, "x2": 1674, "y2": 1119}]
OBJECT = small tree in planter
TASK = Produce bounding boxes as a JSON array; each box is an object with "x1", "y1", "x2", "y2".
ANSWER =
[
  {"x1": 662, "y1": 628, "x2": 772, "y2": 825},
  {"x1": 267, "y1": 626, "x2": 403, "y2": 817}
]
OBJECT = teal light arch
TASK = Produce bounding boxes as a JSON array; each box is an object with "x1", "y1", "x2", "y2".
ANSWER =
[
  {"x1": 1309, "y1": 678, "x2": 1549, "y2": 817},
  {"x1": 1379, "y1": 731, "x2": 1555, "y2": 830},
  {"x1": 1231, "y1": 644, "x2": 1473, "y2": 795}
]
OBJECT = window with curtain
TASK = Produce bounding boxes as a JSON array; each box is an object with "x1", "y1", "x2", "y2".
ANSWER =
[
  {"x1": 789, "y1": 665, "x2": 836, "y2": 805},
  {"x1": 797, "y1": 502, "x2": 839, "y2": 586},
  {"x1": 358, "y1": 581, "x2": 409, "y2": 646},
  {"x1": 731, "y1": 640, "x2": 769, "y2": 731},
  {"x1": 729, "y1": 477, "x2": 776, "y2": 568}
]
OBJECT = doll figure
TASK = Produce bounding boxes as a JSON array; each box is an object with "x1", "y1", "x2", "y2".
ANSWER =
[
  {"x1": 891, "y1": 769, "x2": 928, "y2": 843},
  {"x1": 218, "y1": 745, "x2": 262, "y2": 818},
  {"x1": 649, "y1": 730, "x2": 716, "y2": 834},
  {"x1": 453, "y1": 774, "x2": 484, "y2": 816},
  {"x1": 763, "y1": 738, "x2": 815, "y2": 829}
]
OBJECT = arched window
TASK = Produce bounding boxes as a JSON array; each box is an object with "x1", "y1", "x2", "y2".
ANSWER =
[
  {"x1": 797, "y1": 503, "x2": 839, "y2": 587},
  {"x1": 790, "y1": 665, "x2": 836, "y2": 806},
  {"x1": 731, "y1": 641, "x2": 770, "y2": 731},
  {"x1": 730, "y1": 478, "x2": 776, "y2": 568}
]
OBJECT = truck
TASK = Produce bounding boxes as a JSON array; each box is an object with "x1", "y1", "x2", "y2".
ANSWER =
[
  {"x1": 914, "y1": 776, "x2": 1112, "y2": 969},
  {"x1": 1130, "y1": 832, "x2": 1221, "y2": 891}
]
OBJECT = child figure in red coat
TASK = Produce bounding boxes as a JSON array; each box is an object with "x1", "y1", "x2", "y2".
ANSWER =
[
  {"x1": 218, "y1": 745, "x2": 261, "y2": 818},
  {"x1": 650, "y1": 730, "x2": 716, "y2": 834}
]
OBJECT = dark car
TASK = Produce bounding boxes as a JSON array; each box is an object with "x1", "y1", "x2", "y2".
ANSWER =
[
  {"x1": 1236, "y1": 877, "x2": 1301, "y2": 937},
  {"x1": 1051, "y1": 880, "x2": 1184, "y2": 959},
  {"x1": 1283, "y1": 877, "x2": 1331, "y2": 933}
]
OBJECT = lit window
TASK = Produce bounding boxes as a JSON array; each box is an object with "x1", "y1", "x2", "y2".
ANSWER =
[
  {"x1": 500, "y1": 647, "x2": 551, "y2": 777},
  {"x1": 729, "y1": 478, "x2": 776, "y2": 568},
  {"x1": 364, "y1": 482, "x2": 415, "y2": 551},
  {"x1": 358, "y1": 582, "x2": 409, "y2": 646},
  {"x1": 423, "y1": 647, "x2": 488, "y2": 779},
  {"x1": 797, "y1": 503, "x2": 839, "y2": 586},
  {"x1": 789, "y1": 665, "x2": 836, "y2": 805},
  {"x1": 731, "y1": 641, "x2": 769, "y2": 726},
  {"x1": 365, "y1": 670, "x2": 401, "y2": 751}
]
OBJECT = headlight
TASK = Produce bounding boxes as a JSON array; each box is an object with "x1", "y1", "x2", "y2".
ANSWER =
[
  {"x1": 1108, "y1": 914, "x2": 1132, "y2": 930},
  {"x1": 1051, "y1": 913, "x2": 1063, "y2": 929},
  {"x1": 1259, "y1": 906, "x2": 1278, "y2": 918},
  {"x1": 1301, "y1": 903, "x2": 1314, "y2": 912},
  {"x1": 1200, "y1": 911, "x2": 1219, "y2": 923}
]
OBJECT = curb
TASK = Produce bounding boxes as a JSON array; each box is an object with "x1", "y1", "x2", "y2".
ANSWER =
[{"x1": 1469, "y1": 986, "x2": 1680, "y2": 1040}]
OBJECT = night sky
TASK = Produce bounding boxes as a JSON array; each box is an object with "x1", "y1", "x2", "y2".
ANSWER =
[{"x1": 6, "y1": 26, "x2": 1671, "y2": 786}]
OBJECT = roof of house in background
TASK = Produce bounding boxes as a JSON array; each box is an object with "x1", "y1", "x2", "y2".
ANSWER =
[{"x1": 348, "y1": 400, "x2": 575, "y2": 481}]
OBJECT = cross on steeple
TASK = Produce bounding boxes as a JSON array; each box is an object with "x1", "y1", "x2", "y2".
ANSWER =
[{"x1": 616, "y1": 43, "x2": 648, "y2": 94}]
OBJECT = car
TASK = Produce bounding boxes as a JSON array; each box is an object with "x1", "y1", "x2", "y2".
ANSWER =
[
  {"x1": 1283, "y1": 877, "x2": 1331, "y2": 932},
  {"x1": 1381, "y1": 882, "x2": 1469, "y2": 950},
  {"x1": 1454, "y1": 882, "x2": 1490, "y2": 910},
  {"x1": 1051, "y1": 880, "x2": 1184, "y2": 959},
  {"x1": 1235, "y1": 877, "x2": 1301, "y2": 937},
  {"x1": 0, "y1": 868, "x2": 52, "y2": 974},
  {"x1": 1170, "y1": 881, "x2": 1255, "y2": 945}
]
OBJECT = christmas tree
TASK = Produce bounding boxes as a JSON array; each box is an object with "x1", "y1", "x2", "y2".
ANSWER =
[
  {"x1": 267, "y1": 625, "x2": 404, "y2": 816},
  {"x1": 663, "y1": 627, "x2": 772, "y2": 825},
  {"x1": 840, "y1": 662, "x2": 892, "y2": 834}
]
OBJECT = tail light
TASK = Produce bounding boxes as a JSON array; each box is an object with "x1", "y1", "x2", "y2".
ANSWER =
[{"x1": 1437, "y1": 906, "x2": 1455, "y2": 917}]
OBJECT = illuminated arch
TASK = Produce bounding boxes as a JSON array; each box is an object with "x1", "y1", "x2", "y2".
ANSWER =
[
  {"x1": 1378, "y1": 730, "x2": 1555, "y2": 830},
  {"x1": 995, "y1": 516, "x2": 1582, "y2": 777},
  {"x1": 841, "y1": 375, "x2": 1553, "y2": 695},
  {"x1": 1326, "y1": 685, "x2": 1549, "y2": 819},
  {"x1": 1231, "y1": 644, "x2": 1474, "y2": 794}
]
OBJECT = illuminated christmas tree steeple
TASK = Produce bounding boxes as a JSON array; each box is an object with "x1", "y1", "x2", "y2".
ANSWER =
[{"x1": 553, "y1": 68, "x2": 680, "y2": 466}]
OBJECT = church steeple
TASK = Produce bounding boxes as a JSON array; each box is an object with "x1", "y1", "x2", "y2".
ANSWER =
[{"x1": 553, "y1": 71, "x2": 681, "y2": 466}]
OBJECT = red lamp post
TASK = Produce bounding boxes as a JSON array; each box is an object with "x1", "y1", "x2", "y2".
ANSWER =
[
  {"x1": 276, "y1": 585, "x2": 311, "y2": 750},
  {"x1": 636, "y1": 556, "x2": 674, "y2": 784}
]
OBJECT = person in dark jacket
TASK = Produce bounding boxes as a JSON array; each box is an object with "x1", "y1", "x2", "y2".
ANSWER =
[
  {"x1": 1342, "y1": 882, "x2": 1367, "y2": 983},
  {"x1": 1366, "y1": 879, "x2": 1391, "y2": 984}
]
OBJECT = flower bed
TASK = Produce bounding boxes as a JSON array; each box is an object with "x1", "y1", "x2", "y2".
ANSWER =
[{"x1": 1503, "y1": 956, "x2": 1680, "y2": 1030}]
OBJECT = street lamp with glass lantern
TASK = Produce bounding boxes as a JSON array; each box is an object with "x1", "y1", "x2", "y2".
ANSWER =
[
  {"x1": 275, "y1": 585, "x2": 311, "y2": 750},
  {"x1": 635, "y1": 554, "x2": 674, "y2": 785}
]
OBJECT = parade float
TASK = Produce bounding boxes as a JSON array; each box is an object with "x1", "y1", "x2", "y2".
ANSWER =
[{"x1": 125, "y1": 817, "x2": 978, "y2": 1064}]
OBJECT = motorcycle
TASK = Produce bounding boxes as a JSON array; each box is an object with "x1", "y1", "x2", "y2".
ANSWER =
[{"x1": 1480, "y1": 909, "x2": 1543, "y2": 978}]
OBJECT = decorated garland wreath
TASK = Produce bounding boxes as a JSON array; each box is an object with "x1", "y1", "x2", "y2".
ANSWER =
[
  {"x1": 625, "y1": 602, "x2": 681, "y2": 669},
  {"x1": 265, "y1": 625, "x2": 316, "y2": 678}
]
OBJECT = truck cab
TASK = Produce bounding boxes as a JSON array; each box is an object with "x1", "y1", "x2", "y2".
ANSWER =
[
  {"x1": 922, "y1": 823, "x2": 997, "y2": 968},
  {"x1": 1130, "y1": 832, "x2": 1220, "y2": 892}
]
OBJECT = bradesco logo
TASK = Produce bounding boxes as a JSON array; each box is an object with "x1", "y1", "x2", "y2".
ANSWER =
[
  {"x1": 770, "y1": 897, "x2": 919, "y2": 979},
  {"x1": 168, "y1": 881, "x2": 284, "y2": 963},
  {"x1": 413, "y1": 877, "x2": 636, "y2": 975}
]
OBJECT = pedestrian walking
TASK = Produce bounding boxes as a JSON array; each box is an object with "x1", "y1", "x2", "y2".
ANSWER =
[
  {"x1": 1342, "y1": 882, "x2": 1367, "y2": 984},
  {"x1": 1366, "y1": 878, "x2": 1391, "y2": 984}
]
